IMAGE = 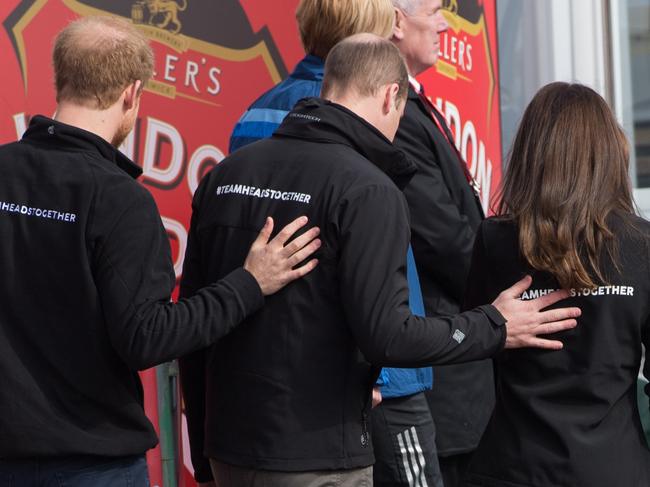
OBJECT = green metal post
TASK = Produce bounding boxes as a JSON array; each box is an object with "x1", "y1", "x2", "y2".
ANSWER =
[{"x1": 157, "y1": 362, "x2": 179, "y2": 487}]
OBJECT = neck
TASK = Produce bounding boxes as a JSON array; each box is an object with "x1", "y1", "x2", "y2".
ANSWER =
[
  {"x1": 329, "y1": 94, "x2": 389, "y2": 139},
  {"x1": 54, "y1": 101, "x2": 121, "y2": 145},
  {"x1": 405, "y1": 57, "x2": 425, "y2": 78}
]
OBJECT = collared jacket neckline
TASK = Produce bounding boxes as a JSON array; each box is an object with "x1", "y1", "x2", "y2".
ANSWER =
[
  {"x1": 22, "y1": 115, "x2": 143, "y2": 179},
  {"x1": 274, "y1": 97, "x2": 416, "y2": 189},
  {"x1": 291, "y1": 54, "x2": 324, "y2": 82}
]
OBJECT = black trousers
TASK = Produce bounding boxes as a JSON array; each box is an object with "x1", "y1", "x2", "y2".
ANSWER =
[
  {"x1": 371, "y1": 392, "x2": 443, "y2": 487},
  {"x1": 439, "y1": 451, "x2": 474, "y2": 487}
]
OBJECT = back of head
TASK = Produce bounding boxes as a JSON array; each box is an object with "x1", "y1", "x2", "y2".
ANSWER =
[
  {"x1": 53, "y1": 16, "x2": 154, "y2": 110},
  {"x1": 499, "y1": 82, "x2": 634, "y2": 289},
  {"x1": 321, "y1": 33, "x2": 409, "y2": 105},
  {"x1": 296, "y1": 0, "x2": 394, "y2": 59}
]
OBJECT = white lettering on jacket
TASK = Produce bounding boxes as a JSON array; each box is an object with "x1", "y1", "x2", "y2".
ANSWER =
[
  {"x1": 519, "y1": 286, "x2": 635, "y2": 300},
  {"x1": 0, "y1": 200, "x2": 77, "y2": 223},
  {"x1": 216, "y1": 184, "x2": 312, "y2": 205}
]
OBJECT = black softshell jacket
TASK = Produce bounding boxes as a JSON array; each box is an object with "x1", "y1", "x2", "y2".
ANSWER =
[
  {"x1": 0, "y1": 116, "x2": 263, "y2": 459},
  {"x1": 463, "y1": 215, "x2": 650, "y2": 487},
  {"x1": 179, "y1": 98, "x2": 507, "y2": 481}
]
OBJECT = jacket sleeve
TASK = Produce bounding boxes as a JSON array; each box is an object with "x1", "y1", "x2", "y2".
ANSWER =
[
  {"x1": 336, "y1": 184, "x2": 505, "y2": 367},
  {"x1": 92, "y1": 184, "x2": 264, "y2": 371},
  {"x1": 177, "y1": 183, "x2": 216, "y2": 483},
  {"x1": 396, "y1": 104, "x2": 478, "y2": 304}
]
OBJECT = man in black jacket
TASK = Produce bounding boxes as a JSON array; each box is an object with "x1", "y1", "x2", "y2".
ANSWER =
[
  {"x1": 389, "y1": 0, "x2": 493, "y2": 485},
  {"x1": 0, "y1": 16, "x2": 320, "y2": 486},
  {"x1": 179, "y1": 33, "x2": 580, "y2": 487}
]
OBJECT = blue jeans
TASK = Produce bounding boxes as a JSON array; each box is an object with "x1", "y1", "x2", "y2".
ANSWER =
[{"x1": 0, "y1": 455, "x2": 149, "y2": 487}]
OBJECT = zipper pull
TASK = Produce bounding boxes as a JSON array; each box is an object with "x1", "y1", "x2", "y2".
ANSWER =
[{"x1": 361, "y1": 412, "x2": 369, "y2": 448}]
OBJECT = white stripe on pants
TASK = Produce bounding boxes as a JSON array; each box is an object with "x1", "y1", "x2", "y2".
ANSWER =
[{"x1": 397, "y1": 426, "x2": 429, "y2": 487}]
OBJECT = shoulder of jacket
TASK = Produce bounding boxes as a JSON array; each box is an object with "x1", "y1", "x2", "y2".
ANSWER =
[
  {"x1": 341, "y1": 180, "x2": 406, "y2": 208},
  {"x1": 0, "y1": 140, "x2": 22, "y2": 152},
  {"x1": 252, "y1": 78, "x2": 319, "y2": 109},
  {"x1": 338, "y1": 150, "x2": 400, "y2": 187},
  {"x1": 79, "y1": 149, "x2": 126, "y2": 172},
  {"x1": 479, "y1": 216, "x2": 517, "y2": 242},
  {"x1": 86, "y1": 156, "x2": 153, "y2": 208}
]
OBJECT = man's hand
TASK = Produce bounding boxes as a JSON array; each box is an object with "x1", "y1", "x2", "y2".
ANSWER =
[
  {"x1": 244, "y1": 216, "x2": 321, "y2": 296},
  {"x1": 493, "y1": 275, "x2": 581, "y2": 350},
  {"x1": 372, "y1": 386, "x2": 382, "y2": 408}
]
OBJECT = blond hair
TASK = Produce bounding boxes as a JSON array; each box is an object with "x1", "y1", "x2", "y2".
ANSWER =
[
  {"x1": 321, "y1": 33, "x2": 409, "y2": 104},
  {"x1": 53, "y1": 16, "x2": 154, "y2": 110},
  {"x1": 296, "y1": 0, "x2": 395, "y2": 59}
]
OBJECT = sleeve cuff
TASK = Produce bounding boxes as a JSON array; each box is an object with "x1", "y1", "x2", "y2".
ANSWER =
[
  {"x1": 222, "y1": 267, "x2": 265, "y2": 317},
  {"x1": 478, "y1": 304, "x2": 507, "y2": 351}
]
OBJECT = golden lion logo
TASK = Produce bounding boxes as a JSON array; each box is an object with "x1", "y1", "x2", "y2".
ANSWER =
[{"x1": 132, "y1": 0, "x2": 187, "y2": 34}]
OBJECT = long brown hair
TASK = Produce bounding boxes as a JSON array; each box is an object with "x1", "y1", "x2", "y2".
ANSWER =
[{"x1": 498, "y1": 82, "x2": 635, "y2": 289}]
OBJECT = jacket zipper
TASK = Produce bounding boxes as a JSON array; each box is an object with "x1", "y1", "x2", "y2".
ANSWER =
[{"x1": 361, "y1": 411, "x2": 369, "y2": 448}]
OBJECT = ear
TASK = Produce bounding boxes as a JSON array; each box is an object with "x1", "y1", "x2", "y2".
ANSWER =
[
  {"x1": 392, "y1": 7, "x2": 406, "y2": 41},
  {"x1": 123, "y1": 80, "x2": 143, "y2": 111},
  {"x1": 382, "y1": 83, "x2": 400, "y2": 115}
]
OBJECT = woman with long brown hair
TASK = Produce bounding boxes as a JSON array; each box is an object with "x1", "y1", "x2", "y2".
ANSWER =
[{"x1": 462, "y1": 82, "x2": 650, "y2": 486}]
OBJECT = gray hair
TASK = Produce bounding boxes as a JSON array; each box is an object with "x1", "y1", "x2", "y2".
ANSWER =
[{"x1": 391, "y1": 0, "x2": 422, "y2": 15}]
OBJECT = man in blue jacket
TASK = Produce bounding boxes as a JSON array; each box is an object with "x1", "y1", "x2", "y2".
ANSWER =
[{"x1": 229, "y1": 0, "x2": 394, "y2": 153}]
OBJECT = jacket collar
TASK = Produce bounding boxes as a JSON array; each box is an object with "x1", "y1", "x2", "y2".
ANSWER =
[
  {"x1": 290, "y1": 55, "x2": 325, "y2": 82},
  {"x1": 408, "y1": 85, "x2": 426, "y2": 105},
  {"x1": 274, "y1": 97, "x2": 416, "y2": 189},
  {"x1": 21, "y1": 115, "x2": 143, "y2": 179},
  {"x1": 408, "y1": 86, "x2": 442, "y2": 125}
]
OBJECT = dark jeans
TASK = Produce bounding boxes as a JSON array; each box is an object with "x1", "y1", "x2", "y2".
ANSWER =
[{"x1": 0, "y1": 455, "x2": 149, "y2": 487}]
